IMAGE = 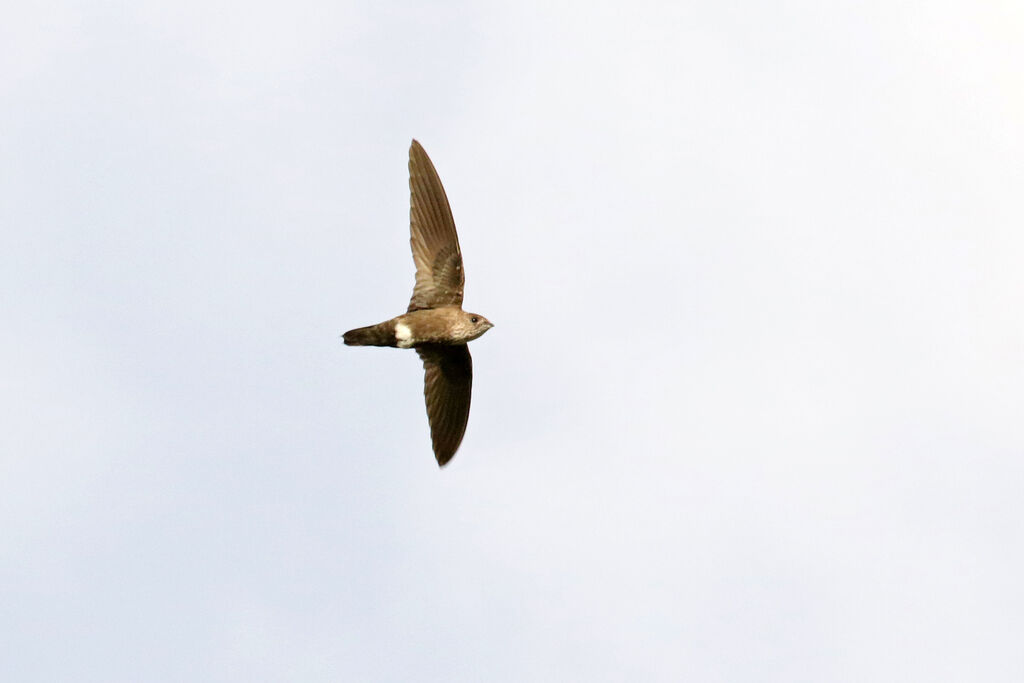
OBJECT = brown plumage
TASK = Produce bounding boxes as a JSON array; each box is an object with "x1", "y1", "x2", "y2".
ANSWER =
[
  {"x1": 342, "y1": 140, "x2": 493, "y2": 466},
  {"x1": 342, "y1": 320, "x2": 396, "y2": 346}
]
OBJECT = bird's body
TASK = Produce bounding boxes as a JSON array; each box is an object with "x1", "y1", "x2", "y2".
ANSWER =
[
  {"x1": 343, "y1": 306, "x2": 491, "y2": 349},
  {"x1": 342, "y1": 140, "x2": 493, "y2": 466}
]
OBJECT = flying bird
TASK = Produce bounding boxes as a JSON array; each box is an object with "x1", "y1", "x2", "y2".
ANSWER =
[{"x1": 343, "y1": 140, "x2": 493, "y2": 466}]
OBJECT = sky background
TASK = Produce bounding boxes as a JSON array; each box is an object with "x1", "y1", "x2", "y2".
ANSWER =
[{"x1": 2, "y1": 1, "x2": 1023, "y2": 680}]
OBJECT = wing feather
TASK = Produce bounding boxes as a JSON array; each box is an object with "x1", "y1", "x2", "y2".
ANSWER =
[
  {"x1": 408, "y1": 140, "x2": 464, "y2": 311},
  {"x1": 417, "y1": 344, "x2": 472, "y2": 466}
]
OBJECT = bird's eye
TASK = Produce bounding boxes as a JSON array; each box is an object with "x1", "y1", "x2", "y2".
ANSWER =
[{"x1": 471, "y1": 316, "x2": 479, "y2": 324}]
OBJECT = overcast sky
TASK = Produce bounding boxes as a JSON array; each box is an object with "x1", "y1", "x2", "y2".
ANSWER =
[{"x1": 2, "y1": 1, "x2": 1022, "y2": 681}]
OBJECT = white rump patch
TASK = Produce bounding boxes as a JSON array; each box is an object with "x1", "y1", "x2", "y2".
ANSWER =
[{"x1": 395, "y1": 322, "x2": 413, "y2": 348}]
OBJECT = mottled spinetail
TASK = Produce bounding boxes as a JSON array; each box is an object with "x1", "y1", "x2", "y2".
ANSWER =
[{"x1": 343, "y1": 140, "x2": 493, "y2": 466}]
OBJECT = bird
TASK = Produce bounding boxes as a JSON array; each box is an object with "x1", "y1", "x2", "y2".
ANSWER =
[{"x1": 343, "y1": 140, "x2": 494, "y2": 467}]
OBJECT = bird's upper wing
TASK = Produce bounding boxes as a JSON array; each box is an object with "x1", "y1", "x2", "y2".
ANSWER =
[
  {"x1": 407, "y1": 139, "x2": 464, "y2": 312},
  {"x1": 417, "y1": 344, "x2": 473, "y2": 466}
]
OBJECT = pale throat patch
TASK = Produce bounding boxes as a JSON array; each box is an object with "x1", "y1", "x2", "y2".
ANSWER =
[{"x1": 394, "y1": 322, "x2": 413, "y2": 348}]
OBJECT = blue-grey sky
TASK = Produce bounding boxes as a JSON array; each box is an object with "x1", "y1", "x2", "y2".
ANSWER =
[{"x1": 2, "y1": 1, "x2": 1022, "y2": 680}]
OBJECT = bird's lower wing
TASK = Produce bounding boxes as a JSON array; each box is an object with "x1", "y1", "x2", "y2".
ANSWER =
[{"x1": 417, "y1": 344, "x2": 473, "y2": 466}]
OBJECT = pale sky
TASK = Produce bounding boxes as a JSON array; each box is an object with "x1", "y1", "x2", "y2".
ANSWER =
[{"x1": 2, "y1": 1, "x2": 1022, "y2": 681}]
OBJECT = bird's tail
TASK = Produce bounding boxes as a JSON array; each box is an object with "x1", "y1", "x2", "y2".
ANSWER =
[{"x1": 343, "y1": 320, "x2": 397, "y2": 347}]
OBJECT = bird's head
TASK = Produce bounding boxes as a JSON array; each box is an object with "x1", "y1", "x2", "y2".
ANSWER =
[{"x1": 458, "y1": 312, "x2": 494, "y2": 342}]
